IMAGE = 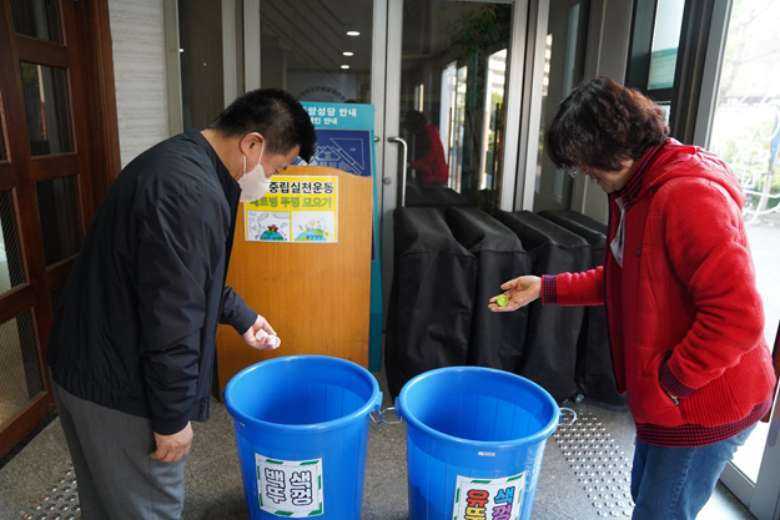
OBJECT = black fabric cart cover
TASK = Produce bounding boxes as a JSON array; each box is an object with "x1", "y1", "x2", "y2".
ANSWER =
[
  {"x1": 405, "y1": 185, "x2": 471, "y2": 207},
  {"x1": 495, "y1": 210, "x2": 590, "y2": 401},
  {"x1": 423, "y1": 186, "x2": 473, "y2": 206},
  {"x1": 445, "y1": 207, "x2": 531, "y2": 374},
  {"x1": 538, "y1": 210, "x2": 624, "y2": 405},
  {"x1": 385, "y1": 207, "x2": 476, "y2": 397},
  {"x1": 538, "y1": 210, "x2": 606, "y2": 266},
  {"x1": 405, "y1": 183, "x2": 425, "y2": 207}
]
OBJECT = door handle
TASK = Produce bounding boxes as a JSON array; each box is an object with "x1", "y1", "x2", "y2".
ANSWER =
[{"x1": 388, "y1": 137, "x2": 408, "y2": 207}]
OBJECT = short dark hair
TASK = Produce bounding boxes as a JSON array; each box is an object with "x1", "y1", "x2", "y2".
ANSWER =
[
  {"x1": 403, "y1": 110, "x2": 427, "y2": 132},
  {"x1": 546, "y1": 77, "x2": 669, "y2": 171},
  {"x1": 212, "y1": 89, "x2": 316, "y2": 162}
]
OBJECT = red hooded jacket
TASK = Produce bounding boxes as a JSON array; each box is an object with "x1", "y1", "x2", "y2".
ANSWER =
[
  {"x1": 542, "y1": 140, "x2": 776, "y2": 446},
  {"x1": 411, "y1": 124, "x2": 449, "y2": 186}
]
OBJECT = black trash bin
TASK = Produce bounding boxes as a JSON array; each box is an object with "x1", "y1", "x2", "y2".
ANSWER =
[
  {"x1": 445, "y1": 207, "x2": 531, "y2": 373},
  {"x1": 385, "y1": 207, "x2": 477, "y2": 397},
  {"x1": 538, "y1": 210, "x2": 624, "y2": 405},
  {"x1": 495, "y1": 210, "x2": 590, "y2": 401}
]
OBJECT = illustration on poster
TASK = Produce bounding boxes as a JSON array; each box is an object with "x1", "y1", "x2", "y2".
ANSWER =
[
  {"x1": 244, "y1": 176, "x2": 338, "y2": 244},
  {"x1": 293, "y1": 212, "x2": 336, "y2": 242},
  {"x1": 246, "y1": 211, "x2": 290, "y2": 242}
]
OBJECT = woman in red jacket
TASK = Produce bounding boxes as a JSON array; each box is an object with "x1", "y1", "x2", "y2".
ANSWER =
[
  {"x1": 404, "y1": 110, "x2": 449, "y2": 187},
  {"x1": 490, "y1": 77, "x2": 776, "y2": 519}
]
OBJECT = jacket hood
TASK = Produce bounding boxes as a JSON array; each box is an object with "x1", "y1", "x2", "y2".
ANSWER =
[{"x1": 639, "y1": 139, "x2": 744, "y2": 208}]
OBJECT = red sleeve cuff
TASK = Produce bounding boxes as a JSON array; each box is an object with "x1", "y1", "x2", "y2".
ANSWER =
[
  {"x1": 541, "y1": 275, "x2": 558, "y2": 305},
  {"x1": 660, "y1": 358, "x2": 696, "y2": 398}
]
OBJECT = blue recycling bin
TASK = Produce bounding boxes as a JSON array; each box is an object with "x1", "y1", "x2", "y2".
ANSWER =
[
  {"x1": 224, "y1": 356, "x2": 382, "y2": 519},
  {"x1": 397, "y1": 366, "x2": 560, "y2": 520}
]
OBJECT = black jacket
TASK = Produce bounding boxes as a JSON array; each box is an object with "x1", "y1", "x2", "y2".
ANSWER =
[{"x1": 48, "y1": 131, "x2": 256, "y2": 435}]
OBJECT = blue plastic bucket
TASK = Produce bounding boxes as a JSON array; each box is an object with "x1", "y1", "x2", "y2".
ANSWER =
[
  {"x1": 224, "y1": 356, "x2": 382, "y2": 519},
  {"x1": 397, "y1": 366, "x2": 560, "y2": 520}
]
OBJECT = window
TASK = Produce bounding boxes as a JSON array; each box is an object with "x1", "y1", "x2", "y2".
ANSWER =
[
  {"x1": 0, "y1": 93, "x2": 7, "y2": 162},
  {"x1": 178, "y1": 0, "x2": 226, "y2": 130},
  {"x1": 414, "y1": 83, "x2": 425, "y2": 113},
  {"x1": 10, "y1": 0, "x2": 62, "y2": 43},
  {"x1": 532, "y1": 0, "x2": 590, "y2": 212},
  {"x1": 36, "y1": 176, "x2": 82, "y2": 265},
  {"x1": 258, "y1": 0, "x2": 373, "y2": 103},
  {"x1": 0, "y1": 191, "x2": 26, "y2": 294},
  {"x1": 479, "y1": 49, "x2": 507, "y2": 191},
  {"x1": 439, "y1": 62, "x2": 457, "y2": 168},
  {"x1": 0, "y1": 310, "x2": 43, "y2": 427},
  {"x1": 647, "y1": 0, "x2": 685, "y2": 90},
  {"x1": 626, "y1": 0, "x2": 686, "y2": 104},
  {"x1": 705, "y1": 1, "x2": 780, "y2": 511},
  {"x1": 398, "y1": 1, "x2": 513, "y2": 209},
  {"x1": 19, "y1": 63, "x2": 73, "y2": 156}
]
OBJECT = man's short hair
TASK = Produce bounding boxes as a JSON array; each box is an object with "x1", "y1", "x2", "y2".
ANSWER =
[
  {"x1": 546, "y1": 77, "x2": 669, "y2": 171},
  {"x1": 212, "y1": 89, "x2": 316, "y2": 162}
]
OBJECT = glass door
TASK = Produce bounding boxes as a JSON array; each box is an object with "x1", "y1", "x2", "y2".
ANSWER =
[
  {"x1": 706, "y1": 1, "x2": 780, "y2": 518},
  {"x1": 248, "y1": 0, "x2": 388, "y2": 354},
  {"x1": 530, "y1": 0, "x2": 590, "y2": 212},
  {"x1": 384, "y1": 0, "x2": 522, "y2": 210},
  {"x1": 380, "y1": 0, "x2": 528, "y2": 308},
  {"x1": 252, "y1": 0, "x2": 377, "y2": 104}
]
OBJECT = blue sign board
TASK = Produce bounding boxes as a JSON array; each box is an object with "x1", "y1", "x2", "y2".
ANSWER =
[
  {"x1": 302, "y1": 102, "x2": 375, "y2": 131},
  {"x1": 311, "y1": 129, "x2": 372, "y2": 177}
]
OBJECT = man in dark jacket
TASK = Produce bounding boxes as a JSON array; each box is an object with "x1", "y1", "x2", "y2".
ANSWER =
[
  {"x1": 48, "y1": 89, "x2": 315, "y2": 519},
  {"x1": 490, "y1": 78, "x2": 775, "y2": 519}
]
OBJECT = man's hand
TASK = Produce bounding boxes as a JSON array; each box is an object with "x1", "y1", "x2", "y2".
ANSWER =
[
  {"x1": 488, "y1": 275, "x2": 541, "y2": 312},
  {"x1": 242, "y1": 315, "x2": 281, "y2": 351},
  {"x1": 152, "y1": 422, "x2": 193, "y2": 463}
]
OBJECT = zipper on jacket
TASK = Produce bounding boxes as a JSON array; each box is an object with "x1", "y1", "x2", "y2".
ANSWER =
[{"x1": 603, "y1": 199, "x2": 621, "y2": 392}]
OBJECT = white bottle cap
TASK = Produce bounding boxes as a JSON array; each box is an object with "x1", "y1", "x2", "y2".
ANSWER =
[{"x1": 256, "y1": 330, "x2": 281, "y2": 349}]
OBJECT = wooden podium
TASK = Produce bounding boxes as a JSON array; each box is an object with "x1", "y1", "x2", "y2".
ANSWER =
[{"x1": 216, "y1": 166, "x2": 373, "y2": 391}]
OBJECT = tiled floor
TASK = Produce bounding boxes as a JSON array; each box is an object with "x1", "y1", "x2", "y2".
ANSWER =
[{"x1": 0, "y1": 385, "x2": 755, "y2": 519}]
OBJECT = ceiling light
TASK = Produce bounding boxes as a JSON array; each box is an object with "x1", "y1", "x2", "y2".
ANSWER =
[
  {"x1": 346, "y1": 30, "x2": 360, "y2": 37},
  {"x1": 341, "y1": 64, "x2": 350, "y2": 70},
  {"x1": 342, "y1": 51, "x2": 355, "y2": 57}
]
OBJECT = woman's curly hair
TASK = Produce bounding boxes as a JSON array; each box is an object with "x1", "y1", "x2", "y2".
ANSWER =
[{"x1": 546, "y1": 77, "x2": 669, "y2": 171}]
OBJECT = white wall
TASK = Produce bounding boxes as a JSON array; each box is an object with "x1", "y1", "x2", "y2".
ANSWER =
[{"x1": 109, "y1": 0, "x2": 171, "y2": 167}]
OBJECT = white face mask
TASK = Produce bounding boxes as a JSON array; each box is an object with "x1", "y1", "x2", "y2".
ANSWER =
[{"x1": 238, "y1": 146, "x2": 272, "y2": 202}]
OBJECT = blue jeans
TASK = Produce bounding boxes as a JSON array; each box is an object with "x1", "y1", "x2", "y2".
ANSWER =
[{"x1": 630, "y1": 425, "x2": 755, "y2": 520}]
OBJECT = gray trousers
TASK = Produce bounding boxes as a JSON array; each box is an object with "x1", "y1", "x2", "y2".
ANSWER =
[{"x1": 53, "y1": 383, "x2": 187, "y2": 519}]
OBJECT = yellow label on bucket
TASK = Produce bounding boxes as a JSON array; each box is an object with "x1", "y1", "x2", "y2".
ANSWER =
[
  {"x1": 452, "y1": 472, "x2": 526, "y2": 520},
  {"x1": 256, "y1": 454, "x2": 324, "y2": 517}
]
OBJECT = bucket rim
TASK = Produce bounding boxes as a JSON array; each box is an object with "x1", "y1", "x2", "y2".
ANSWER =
[
  {"x1": 397, "y1": 366, "x2": 560, "y2": 449},
  {"x1": 224, "y1": 355, "x2": 382, "y2": 432}
]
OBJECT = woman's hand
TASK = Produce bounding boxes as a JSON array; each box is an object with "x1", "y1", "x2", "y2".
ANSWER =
[{"x1": 488, "y1": 275, "x2": 541, "y2": 312}]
